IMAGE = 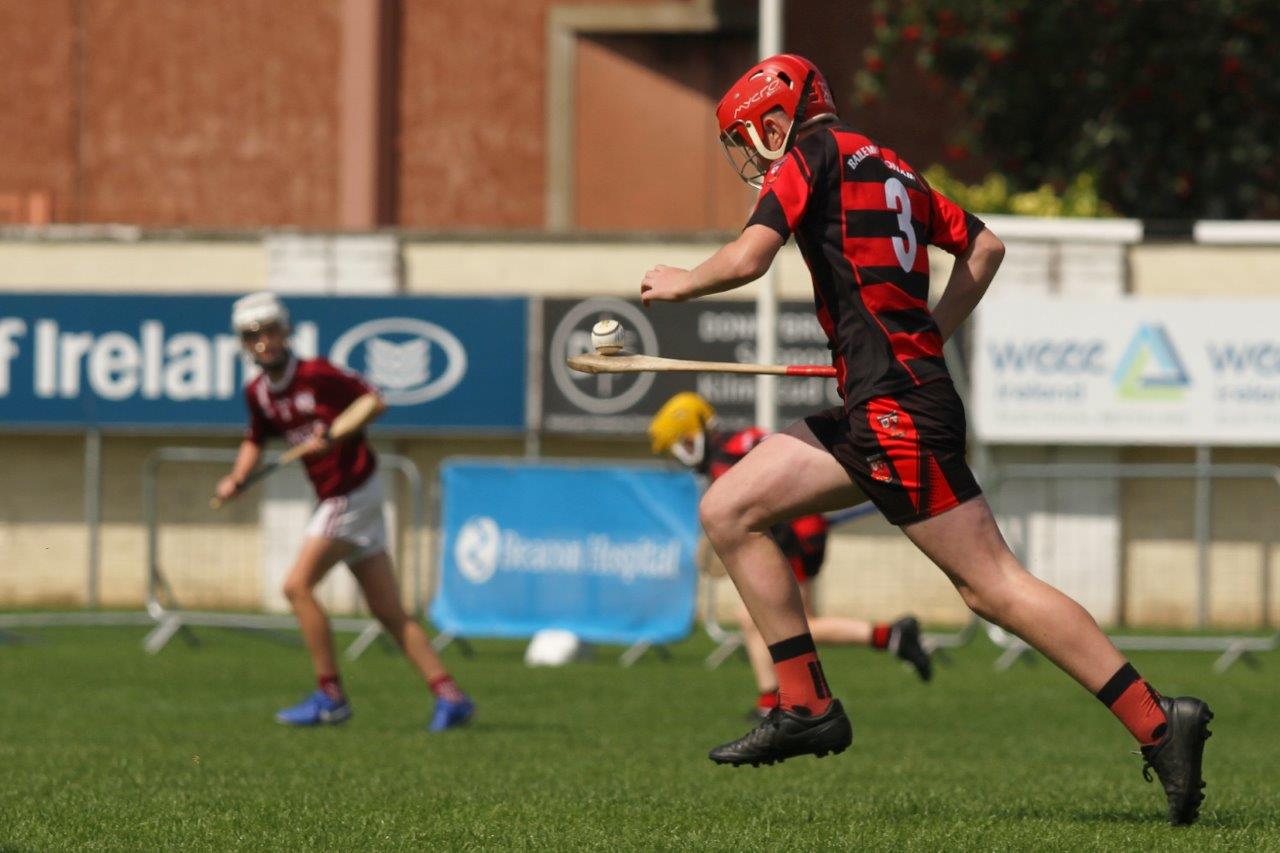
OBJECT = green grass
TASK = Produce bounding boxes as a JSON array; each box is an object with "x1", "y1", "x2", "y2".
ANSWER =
[{"x1": 0, "y1": 627, "x2": 1275, "y2": 851}]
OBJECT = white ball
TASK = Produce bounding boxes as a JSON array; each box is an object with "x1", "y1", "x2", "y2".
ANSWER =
[{"x1": 591, "y1": 318, "x2": 624, "y2": 355}]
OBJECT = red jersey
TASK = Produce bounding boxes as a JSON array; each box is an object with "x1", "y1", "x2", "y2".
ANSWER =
[
  {"x1": 704, "y1": 426, "x2": 769, "y2": 481},
  {"x1": 244, "y1": 355, "x2": 377, "y2": 500},
  {"x1": 746, "y1": 122, "x2": 985, "y2": 407}
]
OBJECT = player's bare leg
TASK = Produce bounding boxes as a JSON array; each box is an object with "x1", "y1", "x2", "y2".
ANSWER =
[
  {"x1": 902, "y1": 496, "x2": 1126, "y2": 691},
  {"x1": 738, "y1": 583, "x2": 881, "y2": 718},
  {"x1": 904, "y1": 495, "x2": 1212, "y2": 824},
  {"x1": 737, "y1": 601, "x2": 779, "y2": 697},
  {"x1": 281, "y1": 536, "x2": 352, "y2": 683},
  {"x1": 351, "y1": 549, "x2": 474, "y2": 731},
  {"x1": 701, "y1": 430, "x2": 862, "y2": 765},
  {"x1": 738, "y1": 574, "x2": 927, "y2": 721},
  {"x1": 351, "y1": 550, "x2": 446, "y2": 681},
  {"x1": 701, "y1": 434, "x2": 861, "y2": 645},
  {"x1": 275, "y1": 536, "x2": 353, "y2": 725}
]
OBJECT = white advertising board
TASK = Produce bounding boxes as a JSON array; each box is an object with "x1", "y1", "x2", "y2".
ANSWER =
[{"x1": 972, "y1": 298, "x2": 1280, "y2": 445}]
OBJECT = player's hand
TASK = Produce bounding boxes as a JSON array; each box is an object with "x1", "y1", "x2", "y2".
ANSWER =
[
  {"x1": 640, "y1": 265, "x2": 692, "y2": 306},
  {"x1": 297, "y1": 422, "x2": 333, "y2": 458},
  {"x1": 215, "y1": 475, "x2": 242, "y2": 502}
]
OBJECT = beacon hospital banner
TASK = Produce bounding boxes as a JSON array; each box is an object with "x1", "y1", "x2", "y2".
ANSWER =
[
  {"x1": 432, "y1": 461, "x2": 700, "y2": 645},
  {"x1": 973, "y1": 298, "x2": 1280, "y2": 445},
  {"x1": 0, "y1": 294, "x2": 526, "y2": 431}
]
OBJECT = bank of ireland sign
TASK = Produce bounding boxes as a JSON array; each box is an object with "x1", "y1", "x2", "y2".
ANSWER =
[
  {"x1": 973, "y1": 298, "x2": 1280, "y2": 445},
  {"x1": 0, "y1": 294, "x2": 525, "y2": 431},
  {"x1": 330, "y1": 317, "x2": 469, "y2": 406}
]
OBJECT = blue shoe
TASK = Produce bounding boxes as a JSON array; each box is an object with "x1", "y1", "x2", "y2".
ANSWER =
[
  {"x1": 275, "y1": 689, "x2": 352, "y2": 726},
  {"x1": 429, "y1": 695, "x2": 475, "y2": 732}
]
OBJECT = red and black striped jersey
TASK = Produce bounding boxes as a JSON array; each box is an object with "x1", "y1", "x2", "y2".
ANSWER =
[
  {"x1": 747, "y1": 122, "x2": 984, "y2": 407},
  {"x1": 702, "y1": 427, "x2": 768, "y2": 481}
]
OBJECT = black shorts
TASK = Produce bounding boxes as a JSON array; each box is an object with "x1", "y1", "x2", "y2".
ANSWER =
[{"x1": 802, "y1": 379, "x2": 981, "y2": 527}]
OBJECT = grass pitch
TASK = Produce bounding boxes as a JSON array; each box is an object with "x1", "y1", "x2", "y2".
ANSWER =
[{"x1": 1, "y1": 626, "x2": 1275, "y2": 850}]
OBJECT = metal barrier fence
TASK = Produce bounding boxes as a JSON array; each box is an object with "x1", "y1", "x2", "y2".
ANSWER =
[
  {"x1": 985, "y1": 459, "x2": 1280, "y2": 671},
  {"x1": 0, "y1": 446, "x2": 427, "y2": 656},
  {"x1": 139, "y1": 447, "x2": 425, "y2": 656}
]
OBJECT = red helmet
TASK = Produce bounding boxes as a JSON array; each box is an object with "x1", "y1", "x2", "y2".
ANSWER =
[{"x1": 715, "y1": 54, "x2": 837, "y2": 187}]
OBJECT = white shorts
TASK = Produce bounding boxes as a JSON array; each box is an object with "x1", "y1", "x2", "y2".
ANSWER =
[{"x1": 305, "y1": 473, "x2": 388, "y2": 563}]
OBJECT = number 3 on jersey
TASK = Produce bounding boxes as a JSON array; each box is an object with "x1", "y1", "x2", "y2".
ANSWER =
[{"x1": 884, "y1": 177, "x2": 918, "y2": 272}]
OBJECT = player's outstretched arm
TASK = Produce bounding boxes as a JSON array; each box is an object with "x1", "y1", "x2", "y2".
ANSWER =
[
  {"x1": 215, "y1": 440, "x2": 264, "y2": 502},
  {"x1": 641, "y1": 225, "x2": 784, "y2": 306},
  {"x1": 931, "y1": 226, "x2": 1005, "y2": 343}
]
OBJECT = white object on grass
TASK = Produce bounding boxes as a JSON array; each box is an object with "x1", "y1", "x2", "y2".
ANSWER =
[{"x1": 524, "y1": 629, "x2": 585, "y2": 666}]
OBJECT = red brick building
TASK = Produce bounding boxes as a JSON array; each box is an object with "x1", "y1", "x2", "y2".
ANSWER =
[{"x1": 0, "y1": 0, "x2": 970, "y2": 231}]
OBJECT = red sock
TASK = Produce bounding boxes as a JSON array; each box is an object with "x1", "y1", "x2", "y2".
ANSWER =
[
  {"x1": 870, "y1": 623, "x2": 891, "y2": 650},
  {"x1": 768, "y1": 633, "x2": 832, "y2": 716},
  {"x1": 429, "y1": 673, "x2": 466, "y2": 703},
  {"x1": 756, "y1": 690, "x2": 779, "y2": 711},
  {"x1": 317, "y1": 673, "x2": 343, "y2": 701},
  {"x1": 1096, "y1": 663, "x2": 1168, "y2": 745}
]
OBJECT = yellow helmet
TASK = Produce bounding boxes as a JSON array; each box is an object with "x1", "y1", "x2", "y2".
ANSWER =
[{"x1": 648, "y1": 392, "x2": 715, "y2": 455}]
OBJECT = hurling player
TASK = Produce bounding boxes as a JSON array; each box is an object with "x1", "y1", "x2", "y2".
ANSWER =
[
  {"x1": 638, "y1": 56, "x2": 1210, "y2": 825},
  {"x1": 216, "y1": 292, "x2": 473, "y2": 731}
]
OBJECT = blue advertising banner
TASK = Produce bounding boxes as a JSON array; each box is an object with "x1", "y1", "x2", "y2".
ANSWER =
[
  {"x1": 0, "y1": 294, "x2": 526, "y2": 431},
  {"x1": 432, "y1": 461, "x2": 700, "y2": 645}
]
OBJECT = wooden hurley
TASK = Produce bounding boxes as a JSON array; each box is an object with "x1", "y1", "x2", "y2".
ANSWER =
[
  {"x1": 208, "y1": 444, "x2": 309, "y2": 510},
  {"x1": 567, "y1": 353, "x2": 836, "y2": 378},
  {"x1": 209, "y1": 393, "x2": 383, "y2": 510}
]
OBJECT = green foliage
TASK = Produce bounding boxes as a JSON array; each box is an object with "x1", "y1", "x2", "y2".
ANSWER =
[
  {"x1": 924, "y1": 166, "x2": 1116, "y2": 217},
  {"x1": 861, "y1": 1, "x2": 1280, "y2": 219},
  {"x1": 1, "y1": 628, "x2": 1278, "y2": 849}
]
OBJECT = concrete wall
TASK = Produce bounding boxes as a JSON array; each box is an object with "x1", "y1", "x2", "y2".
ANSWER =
[
  {"x1": 1124, "y1": 242, "x2": 1280, "y2": 627},
  {"x1": 1130, "y1": 245, "x2": 1280, "y2": 297},
  {"x1": 3, "y1": 231, "x2": 1280, "y2": 629},
  {"x1": 0, "y1": 238, "x2": 266, "y2": 291},
  {"x1": 1120, "y1": 449, "x2": 1280, "y2": 629}
]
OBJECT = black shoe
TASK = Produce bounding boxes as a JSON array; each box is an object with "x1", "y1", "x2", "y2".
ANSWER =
[
  {"x1": 744, "y1": 705, "x2": 772, "y2": 723},
  {"x1": 709, "y1": 700, "x2": 853, "y2": 767},
  {"x1": 1140, "y1": 695, "x2": 1213, "y2": 826},
  {"x1": 889, "y1": 616, "x2": 932, "y2": 682}
]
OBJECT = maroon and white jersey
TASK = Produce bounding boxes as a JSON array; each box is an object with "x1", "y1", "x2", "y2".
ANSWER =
[{"x1": 244, "y1": 355, "x2": 377, "y2": 500}]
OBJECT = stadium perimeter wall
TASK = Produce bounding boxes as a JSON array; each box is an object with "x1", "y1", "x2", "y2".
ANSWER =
[{"x1": 2, "y1": 229, "x2": 1279, "y2": 630}]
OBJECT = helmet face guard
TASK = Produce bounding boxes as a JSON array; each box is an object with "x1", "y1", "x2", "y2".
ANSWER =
[
  {"x1": 715, "y1": 55, "x2": 835, "y2": 187},
  {"x1": 670, "y1": 430, "x2": 706, "y2": 469},
  {"x1": 718, "y1": 121, "x2": 785, "y2": 189}
]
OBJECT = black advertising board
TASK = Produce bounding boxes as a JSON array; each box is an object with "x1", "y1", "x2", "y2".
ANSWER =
[{"x1": 541, "y1": 297, "x2": 842, "y2": 435}]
